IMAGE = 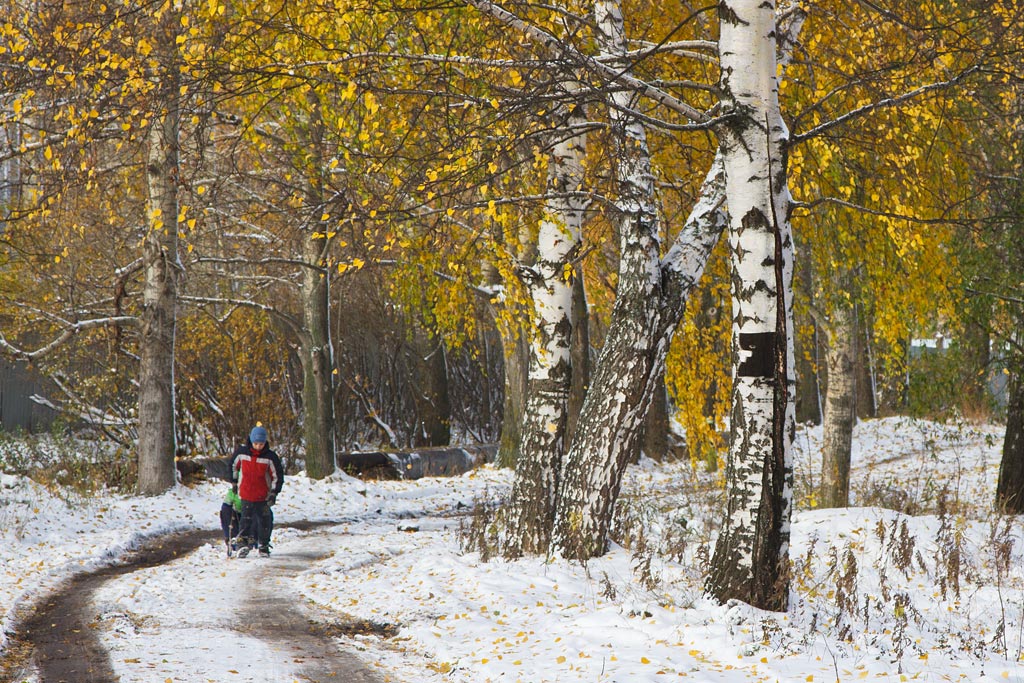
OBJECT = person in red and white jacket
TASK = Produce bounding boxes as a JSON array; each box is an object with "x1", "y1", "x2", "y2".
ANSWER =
[{"x1": 229, "y1": 424, "x2": 284, "y2": 557}]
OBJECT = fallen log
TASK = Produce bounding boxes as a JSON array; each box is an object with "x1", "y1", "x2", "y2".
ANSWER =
[{"x1": 339, "y1": 444, "x2": 498, "y2": 480}]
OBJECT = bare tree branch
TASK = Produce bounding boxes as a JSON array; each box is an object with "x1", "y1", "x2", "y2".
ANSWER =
[
  {"x1": 0, "y1": 317, "x2": 138, "y2": 362},
  {"x1": 790, "y1": 66, "x2": 980, "y2": 145},
  {"x1": 462, "y1": 0, "x2": 712, "y2": 124}
]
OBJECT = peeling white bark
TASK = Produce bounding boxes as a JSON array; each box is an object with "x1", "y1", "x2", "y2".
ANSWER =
[
  {"x1": 549, "y1": 0, "x2": 731, "y2": 560},
  {"x1": 706, "y1": 0, "x2": 796, "y2": 611},
  {"x1": 505, "y1": 86, "x2": 589, "y2": 555}
]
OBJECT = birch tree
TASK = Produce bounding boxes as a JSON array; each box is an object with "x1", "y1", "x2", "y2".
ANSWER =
[
  {"x1": 782, "y1": 0, "x2": 1015, "y2": 508},
  {"x1": 705, "y1": 0, "x2": 796, "y2": 611},
  {"x1": 0, "y1": 0, "x2": 198, "y2": 492},
  {"x1": 505, "y1": 89, "x2": 589, "y2": 555},
  {"x1": 549, "y1": 0, "x2": 724, "y2": 558}
]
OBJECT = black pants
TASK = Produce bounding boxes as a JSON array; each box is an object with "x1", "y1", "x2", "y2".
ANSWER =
[
  {"x1": 238, "y1": 499, "x2": 274, "y2": 547},
  {"x1": 220, "y1": 503, "x2": 240, "y2": 544}
]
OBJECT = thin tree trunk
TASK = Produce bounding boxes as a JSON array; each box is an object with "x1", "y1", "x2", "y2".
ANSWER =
[
  {"x1": 496, "y1": 324, "x2": 528, "y2": 468},
  {"x1": 137, "y1": 10, "x2": 181, "y2": 495},
  {"x1": 706, "y1": 0, "x2": 795, "y2": 612},
  {"x1": 411, "y1": 334, "x2": 451, "y2": 447},
  {"x1": 565, "y1": 272, "x2": 590, "y2": 446},
  {"x1": 795, "y1": 244, "x2": 822, "y2": 425},
  {"x1": 819, "y1": 292, "x2": 855, "y2": 508},
  {"x1": 300, "y1": 91, "x2": 336, "y2": 479},
  {"x1": 642, "y1": 371, "x2": 670, "y2": 462},
  {"x1": 961, "y1": 316, "x2": 991, "y2": 414},
  {"x1": 855, "y1": 309, "x2": 878, "y2": 418},
  {"x1": 996, "y1": 362, "x2": 1024, "y2": 512}
]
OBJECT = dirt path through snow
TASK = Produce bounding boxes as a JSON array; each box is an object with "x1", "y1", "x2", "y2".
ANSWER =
[{"x1": 2, "y1": 523, "x2": 386, "y2": 683}]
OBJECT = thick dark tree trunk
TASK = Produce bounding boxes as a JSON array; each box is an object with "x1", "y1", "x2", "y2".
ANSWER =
[
  {"x1": 496, "y1": 326, "x2": 529, "y2": 468},
  {"x1": 642, "y1": 371, "x2": 670, "y2": 462},
  {"x1": 299, "y1": 91, "x2": 336, "y2": 480},
  {"x1": 300, "y1": 245, "x2": 335, "y2": 479},
  {"x1": 566, "y1": 273, "x2": 590, "y2": 446},
  {"x1": 854, "y1": 310, "x2": 878, "y2": 418},
  {"x1": 997, "y1": 368, "x2": 1024, "y2": 513},
  {"x1": 795, "y1": 246, "x2": 822, "y2": 425}
]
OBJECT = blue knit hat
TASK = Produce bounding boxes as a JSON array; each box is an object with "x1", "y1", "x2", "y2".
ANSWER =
[{"x1": 250, "y1": 425, "x2": 268, "y2": 443}]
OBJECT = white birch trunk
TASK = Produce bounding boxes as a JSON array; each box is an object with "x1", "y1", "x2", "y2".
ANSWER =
[
  {"x1": 505, "y1": 94, "x2": 588, "y2": 555},
  {"x1": 706, "y1": 0, "x2": 796, "y2": 611},
  {"x1": 136, "y1": 10, "x2": 181, "y2": 495},
  {"x1": 547, "y1": 0, "x2": 662, "y2": 558},
  {"x1": 552, "y1": 147, "x2": 727, "y2": 559},
  {"x1": 548, "y1": 0, "x2": 734, "y2": 559}
]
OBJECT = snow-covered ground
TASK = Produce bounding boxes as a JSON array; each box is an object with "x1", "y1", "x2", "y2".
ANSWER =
[{"x1": 3, "y1": 416, "x2": 1024, "y2": 682}]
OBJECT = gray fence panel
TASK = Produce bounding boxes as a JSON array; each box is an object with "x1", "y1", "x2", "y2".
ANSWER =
[{"x1": 0, "y1": 361, "x2": 56, "y2": 432}]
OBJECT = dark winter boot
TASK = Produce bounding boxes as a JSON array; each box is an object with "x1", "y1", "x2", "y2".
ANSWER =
[{"x1": 258, "y1": 544, "x2": 271, "y2": 557}]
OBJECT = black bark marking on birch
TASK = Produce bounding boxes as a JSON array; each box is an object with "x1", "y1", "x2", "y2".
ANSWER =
[
  {"x1": 737, "y1": 331, "x2": 776, "y2": 378},
  {"x1": 718, "y1": 2, "x2": 746, "y2": 27}
]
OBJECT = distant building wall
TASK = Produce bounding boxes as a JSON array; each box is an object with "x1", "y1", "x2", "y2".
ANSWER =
[{"x1": 0, "y1": 360, "x2": 56, "y2": 433}]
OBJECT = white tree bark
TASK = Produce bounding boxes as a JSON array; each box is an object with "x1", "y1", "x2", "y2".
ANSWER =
[
  {"x1": 706, "y1": 0, "x2": 796, "y2": 611},
  {"x1": 136, "y1": 8, "x2": 182, "y2": 495},
  {"x1": 505, "y1": 91, "x2": 588, "y2": 555},
  {"x1": 552, "y1": 148, "x2": 727, "y2": 559},
  {"x1": 548, "y1": 0, "x2": 663, "y2": 558}
]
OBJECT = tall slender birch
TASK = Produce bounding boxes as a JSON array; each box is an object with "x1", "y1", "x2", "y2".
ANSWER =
[
  {"x1": 705, "y1": 0, "x2": 796, "y2": 611},
  {"x1": 137, "y1": 2, "x2": 183, "y2": 495},
  {"x1": 548, "y1": 0, "x2": 664, "y2": 558},
  {"x1": 552, "y1": 149, "x2": 727, "y2": 558},
  {"x1": 549, "y1": 0, "x2": 731, "y2": 559},
  {"x1": 505, "y1": 94, "x2": 588, "y2": 556}
]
